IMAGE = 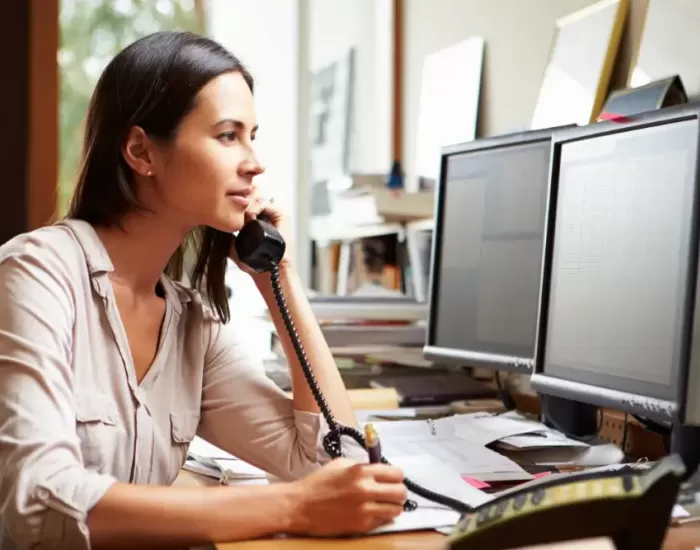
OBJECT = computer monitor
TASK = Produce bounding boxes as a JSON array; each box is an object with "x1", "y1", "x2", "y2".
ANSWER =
[
  {"x1": 424, "y1": 127, "x2": 569, "y2": 373},
  {"x1": 531, "y1": 103, "x2": 700, "y2": 474}
]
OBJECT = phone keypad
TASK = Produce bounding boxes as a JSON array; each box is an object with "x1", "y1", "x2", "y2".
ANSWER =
[
  {"x1": 531, "y1": 488, "x2": 545, "y2": 505},
  {"x1": 512, "y1": 492, "x2": 527, "y2": 511},
  {"x1": 449, "y1": 476, "x2": 642, "y2": 541}
]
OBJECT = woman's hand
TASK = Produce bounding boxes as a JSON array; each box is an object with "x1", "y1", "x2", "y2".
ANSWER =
[
  {"x1": 285, "y1": 458, "x2": 407, "y2": 536},
  {"x1": 230, "y1": 187, "x2": 295, "y2": 275}
]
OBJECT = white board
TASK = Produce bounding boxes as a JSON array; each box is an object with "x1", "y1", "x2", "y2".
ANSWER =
[
  {"x1": 412, "y1": 37, "x2": 484, "y2": 192},
  {"x1": 531, "y1": 0, "x2": 628, "y2": 129}
]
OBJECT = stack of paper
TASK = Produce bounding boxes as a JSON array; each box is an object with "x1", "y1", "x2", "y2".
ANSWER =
[
  {"x1": 368, "y1": 411, "x2": 624, "y2": 490},
  {"x1": 443, "y1": 410, "x2": 585, "y2": 449},
  {"x1": 372, "y1": 417, "x2": 534, "y2": 482},
  {"x1": 497, "y1": 430, "x2": 589, "y2": 450},
  {"x1": 185, "y1": 437, "x2": 268, "y2": 485}
]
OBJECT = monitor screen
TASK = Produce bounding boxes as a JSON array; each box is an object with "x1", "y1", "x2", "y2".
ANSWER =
[
  {"x1": 543, "y1": 118, "x2": 699, "y2": 402},
  {"x1": 429, "y1": 137, "x2": 552, "y2": 366}
]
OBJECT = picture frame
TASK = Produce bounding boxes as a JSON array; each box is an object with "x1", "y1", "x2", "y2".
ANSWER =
[{"x1": 531, "y1": 0, "x2": 629, "y2": 129}]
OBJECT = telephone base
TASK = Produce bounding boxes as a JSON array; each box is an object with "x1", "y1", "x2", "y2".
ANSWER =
[{"x1": 447, "y1": 454, "x2": 685, "y2": 550}]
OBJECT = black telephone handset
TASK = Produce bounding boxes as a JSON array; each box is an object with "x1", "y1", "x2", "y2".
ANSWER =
[
  {"x1": 235, "y1": 217, "x2": 287, "y2": 273},
  {"x1": 234, "y1": 217, "x2": 468, "y2": 513}
]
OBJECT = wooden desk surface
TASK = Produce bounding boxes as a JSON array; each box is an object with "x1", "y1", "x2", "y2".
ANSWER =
[
  {"x1": 180, "y1": 385, "x2": 699, "y2": 550},
  {"x1": 216, "y1": 531, "x2": 441, "y2": 550},
  {"x1": 214, "y1": 524, "x2": 700, "y2": 549},
  {"x1": 176, "y1": 448, "x2": 700, "y2": 550}
]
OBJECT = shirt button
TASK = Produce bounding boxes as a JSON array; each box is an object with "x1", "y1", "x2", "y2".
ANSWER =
[{"x1": 36, "y1": 488, "x2": 49, "y2": 502}]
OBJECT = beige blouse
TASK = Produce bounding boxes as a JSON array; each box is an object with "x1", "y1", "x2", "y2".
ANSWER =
[{"x1": 0, "y1": 219, "x2": 358, "y2": 550}]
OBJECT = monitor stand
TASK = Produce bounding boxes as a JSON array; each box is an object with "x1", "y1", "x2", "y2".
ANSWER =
[
  {"x1": 541, "y1": 394, "x2": 599, "y2": 439},
  {"x1": 671, "y1": 424, "x2": 700, "y2": 480}
]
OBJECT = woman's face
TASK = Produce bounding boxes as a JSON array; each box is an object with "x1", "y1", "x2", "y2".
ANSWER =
[{"x1": 146, "y1": 71, "x2": 264, "y2": 233}]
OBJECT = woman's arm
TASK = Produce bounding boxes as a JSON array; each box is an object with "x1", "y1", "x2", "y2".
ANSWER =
[
  {"x1": 252, "y1": 264, "x2": 357, "y2": 428},
  {"x1": 89, "y1": 460, "x2": 407, "y2": 549},
  {"x1": 196, "y1": 285, "x2": 366, "y2": 481},
  {"x1": 87, "y1": 482, "x2": 295, "y2": 549}
]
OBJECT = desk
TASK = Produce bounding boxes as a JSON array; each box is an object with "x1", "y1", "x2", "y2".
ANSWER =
[
  {"x1": 214, "y1": 524, "x2": 700, "y2": 549},
  {"x1": 176, "y1": 470, "x2": 699, "y2": 550},
  {"x1": 173, "y1": 384, "x2": 700, "y2": 550}
]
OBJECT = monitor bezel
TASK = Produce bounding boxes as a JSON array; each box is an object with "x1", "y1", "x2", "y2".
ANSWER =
[
  {"x1": 531, "y1": 103, "x2": 700, "y2": 423},
  {"x1": 423, "y1": 125, "x2": 574, "y2": 373}
]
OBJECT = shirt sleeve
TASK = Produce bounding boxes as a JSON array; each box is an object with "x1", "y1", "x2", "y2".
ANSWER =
[
  {"x1": 0, "y1": 246, "x2": 117, "y2": 550},
  {"x1": 197, "y1": 314, "x2": 367, "y2": 482}
]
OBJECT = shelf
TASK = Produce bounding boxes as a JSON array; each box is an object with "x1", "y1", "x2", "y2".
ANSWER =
[{"x1": 309, "y1": 218, "x2": 405, "y2": 244}]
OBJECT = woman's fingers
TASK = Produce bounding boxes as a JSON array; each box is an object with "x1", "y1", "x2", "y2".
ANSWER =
[
  {"x1": 244, "y1": 193, "x2": 283, "y2": 225},
  {"x1": 364, "y1": 464, "x2": 405, "y2": 484}
]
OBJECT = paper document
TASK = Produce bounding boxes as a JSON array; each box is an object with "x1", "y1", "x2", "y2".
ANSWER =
[
  {"x1": 368, "y1": 455, "x2": 495, "y2": 534},
  {"x1": 183, "y1": 457, "x2": 222, "y2": 479},
  {"x1": 183, "y1": 458, "x2": 269, "y2": 484},
  {"x1": 355, "y1": 408, "x2": 420, "y2": 424},
  {"x1": 370, "y1": 508, "x2": 461, "y2": 534},
  {"x1": 213, "y1": 459, "x2": 267, "y2": 480},
  {"x1": 393, "y1": 455, "x2": 494, "y2": 509},
  {"x1": 449, "y1": 412, "x2": 547, "y2": 445},
  {"x1": 373, "y1": 418, "x2": 532, "y2": 482},
  {"x1": 188, "y1": 436, "x2": 239, "y2": 462},
  {"x1": 497, "y1": 431, "x2": 590, "y2": 450},
  {"x1": 186, "y1": 437, "x2": 268, "y2": 483},
  {"x1": 672, "y1": 504, "x2": 690, "y2": 519},
  {"x1": 376, "y1": 410, "x2": 585, "y2": 447},
  {"x1": 571, "y1": 462, "x2": 652, "y2": 475},
  {"x1": 503, "y1": 443, "x2": 624, "y2": 468}
]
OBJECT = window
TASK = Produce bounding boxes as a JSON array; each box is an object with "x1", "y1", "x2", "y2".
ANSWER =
[{"x1": 58, "y1": 0, "x2": 202, "y2": 213}]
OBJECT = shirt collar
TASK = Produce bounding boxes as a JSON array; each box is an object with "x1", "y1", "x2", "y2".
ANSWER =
[
  {"x1": 59, "y1": 218, "x2": 191, "y2": 314},
  {"x1": 59, "y1": 219, "x2": 114, "y2": 274}
]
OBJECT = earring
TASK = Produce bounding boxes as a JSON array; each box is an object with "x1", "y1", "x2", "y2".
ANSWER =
[{"x1": 146, "y1": 170, "x2": 153, "y2": 177}]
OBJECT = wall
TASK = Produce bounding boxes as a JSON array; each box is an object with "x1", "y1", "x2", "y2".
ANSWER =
[
  {"x1": 206, "y1": 0, "x2": 300, "y2": 241},
  {"x1": 401, "y1": 0, "x2": 650, "y2": 189},
  {"x1": 207, "y1": 0, "x2": 309, "y2": 292},
  {"x1": 308, "y1": 0, "x2": 393, "y2": 174}
]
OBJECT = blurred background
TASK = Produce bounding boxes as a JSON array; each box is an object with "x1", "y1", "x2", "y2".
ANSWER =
[{"x1": 1, "y1": 0, "x2": 692, "y2": 313}]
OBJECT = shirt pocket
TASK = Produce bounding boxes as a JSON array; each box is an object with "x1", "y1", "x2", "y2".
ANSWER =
[
  {"x1": 75, "y1": 392, "x2": 119, "y2": 473},
  {"x1": 169, "y1": 411, "x2": 200, "y2": 484}
]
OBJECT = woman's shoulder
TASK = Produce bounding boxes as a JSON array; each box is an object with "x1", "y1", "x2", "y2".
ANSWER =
[
  {"x1": 0, "y1": 223, "x2": 90, "y2": 320},
  {"x1": 0, "y1": 222, "x2": 85, "y2": 276}
]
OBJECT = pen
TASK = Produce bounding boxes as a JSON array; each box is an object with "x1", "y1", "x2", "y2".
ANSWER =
[{"x1": 364, "y1": 423, "x2": 382, "y2": 464}]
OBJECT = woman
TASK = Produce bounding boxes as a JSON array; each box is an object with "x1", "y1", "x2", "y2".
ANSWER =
[{"x1": 0, "y1": 31, "x2": 407, "y2": 550}]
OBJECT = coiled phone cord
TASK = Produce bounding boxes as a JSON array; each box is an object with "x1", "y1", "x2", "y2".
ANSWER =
[{"x1": 269, "y1": 266, "x2": 474, "y2": 515}]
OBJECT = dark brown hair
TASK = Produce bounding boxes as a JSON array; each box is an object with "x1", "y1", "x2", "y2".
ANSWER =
[{"x1": 67, "y1": 31, "x2": 254, "y2": 323}]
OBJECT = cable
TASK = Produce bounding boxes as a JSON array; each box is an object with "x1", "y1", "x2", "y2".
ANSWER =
[
  {"x1": 495, "y1": 371, "x2": 517, "y2": 411},
  {"x1": 269, "y1": 266, "x2": 473, "y2": 515},
  {"x1": 620, "y1": 413, "x2": 629, "y2": 458}
]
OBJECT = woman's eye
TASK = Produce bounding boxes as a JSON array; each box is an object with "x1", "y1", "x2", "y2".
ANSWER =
[{"x1": 218, "y1": 132, "x2": 237, "y2": 143}]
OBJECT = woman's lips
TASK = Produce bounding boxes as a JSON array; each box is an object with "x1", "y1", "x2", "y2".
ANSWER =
[{"x1": 227, "y1": 189, "x2": 252, "y2": 207}]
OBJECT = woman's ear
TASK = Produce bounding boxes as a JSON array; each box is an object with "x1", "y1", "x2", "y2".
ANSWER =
[{"x1": 122, "y1": 126, "x2": 156, "y2": 177}]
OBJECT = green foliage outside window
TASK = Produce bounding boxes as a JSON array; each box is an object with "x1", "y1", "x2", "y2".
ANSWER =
[{"x1": 58, "y1": 0, "x2": 202, "y2": 214}]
